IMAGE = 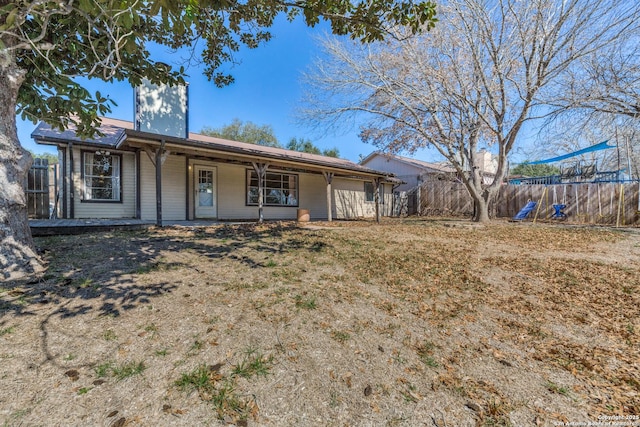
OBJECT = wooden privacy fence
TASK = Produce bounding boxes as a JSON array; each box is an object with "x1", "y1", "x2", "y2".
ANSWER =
[
  {"x1": 496, "y1": 182, "x2": 640, "y2": 226},
  {"x1": 25, "y1": 158, "x2": 57, "y2": 219},
  {"x1": 418, "y1": 180, "x2": 474, "y2": 217},
  {"x1": 413, "y1": 180, "x2": 640, "y2": 225}
]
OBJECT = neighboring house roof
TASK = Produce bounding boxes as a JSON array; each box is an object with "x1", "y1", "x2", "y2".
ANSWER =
[
  {"x1": 32, "y1": 118, "x2": 401, "y2": 182},
  {"x1": 360, "y1": 152, "x2": 457, "y2": 174}
]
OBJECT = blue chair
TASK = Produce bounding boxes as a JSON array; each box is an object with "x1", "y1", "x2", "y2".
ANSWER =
[{"x1": 552, "y1": 204, "x2": 567, "y2": 220}]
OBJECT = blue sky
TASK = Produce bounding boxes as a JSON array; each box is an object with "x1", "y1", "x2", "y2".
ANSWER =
[{"x1": 18, "y1": 16, "x2": 438, "y2": 163}]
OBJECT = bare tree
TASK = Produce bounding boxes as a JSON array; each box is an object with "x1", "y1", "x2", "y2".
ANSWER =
[
  {"x1": 552, "y1": 38, "x2": 640, "y2": 119},
  {"x1": 301, "y1": 0, "x2": 640, "y2": 222}
]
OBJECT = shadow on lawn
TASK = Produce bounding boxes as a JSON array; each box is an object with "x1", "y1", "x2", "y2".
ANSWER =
[
  {"x1": 0, "y1": 221, "x2": 321, "y2": 320},
  {"x1": 0, "y1": 221, "x2": 328, "y2": 369}
]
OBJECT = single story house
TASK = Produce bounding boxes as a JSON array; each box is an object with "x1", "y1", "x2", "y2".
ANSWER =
[
  {"x1": 360, "y1": 150, "x2": 498, "y2": 191},
  {"x1": 31, "y1": 118, "x2": 401, "y2": 224},
  {"x1": 360, "y1": 152, "x2": 458, "y2": 192}
]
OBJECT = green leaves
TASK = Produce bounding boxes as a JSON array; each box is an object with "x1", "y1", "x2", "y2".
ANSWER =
[{"x1": 6, "y1": 0, "x2": 437, "y2": 137}]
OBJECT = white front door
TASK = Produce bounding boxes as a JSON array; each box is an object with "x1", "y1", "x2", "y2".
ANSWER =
[{"x1": 194, "y1": 166, "x2": 217, "y2": 218}]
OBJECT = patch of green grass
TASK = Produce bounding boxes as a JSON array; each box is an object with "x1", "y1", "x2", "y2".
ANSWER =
[
  {"x1": 391, "y1": 350, "x2": 407, "y2": 365},
  {"x1": 77, "y1": 387, "x2": 92, "y2": 395},
  {"x1": 264, "y1": 259, "x2": 277, "y2": 268},
  {"x1": 9, "y1": 407, "x2": 32, "y2": 420},
  {"x1": 155, "y1": 349, "x2": 168, "y2": 356},
  {"x1": 545, "y1": 381, "x2": 570, "y2": 396},
  {"x1": 112, "y1": 361, "x2": 146, "y2": 381},
  {"x1": 176, "y1": 363, "x2": 261, "y2": 423},
  {"x1": 176, "y1": 347, "x2": 273, "y2": 422},
  {"x1": 95, "y1": 361, "x2": 146, "y2": 380},
  {"x1": 329, "y1": 390, "x2": 340, "y2": 408},
  {"x1": 145, "y1": 323, "x2": 158, "y2": 333},
  {"x1": 74, "y1": 277, "x2": 94, "y2": 289},
  {"x1": 331, "y1": 330, "x2": 351, "y2": 343},
  {"x1": 294, "y1": 294, "x2": 317, "y2": 310},
  {"x1": 231, "y1": 348, "x2": 274, "y2": 379},
  {"x1": 416, "y1": 341, "x2": 439, "y2": 367},
  {"x1": 144, "y1": 323, "x2": 159, "y2": 338},
  {"x1": 210, "y1": 381, "x2": 248, "y2": 421},
  {"x1": 95, "y1": 362, "x2": 113, "y2": 378},
  {"x1": 175, "y1": 365, "x2": 212, "y2": 391},
  {"x1": 0, "y1": 326, "x2": 15, "y2": 337},
  {"x1": 103, "y1": 329, "x2": 117, "y2": 341}
]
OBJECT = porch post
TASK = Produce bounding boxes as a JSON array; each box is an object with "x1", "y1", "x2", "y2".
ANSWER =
[
  {"x1": 153, "y1": 140, "x2": 170, "y2": 227},
  {"x1": 323, "y1": 171, "x2": 334, "y2": 222},
  {"x1": 374, "y1": 177, "x2": 381, "y2": 223},
  {"x1": 252, "y1": 162, "x2": 269, "y2": 223},
  {"x1": 155, "y1": 144, "x2": 163, "y2": 226},
  {"x1": 135, "y1": 149, "x2": 141, "y2": 219},
  {"x1": 69, "y1": 142, "x2": 74, "y2": 219}
]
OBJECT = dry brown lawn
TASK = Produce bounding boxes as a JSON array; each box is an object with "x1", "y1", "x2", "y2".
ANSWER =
[{"x1": 1, "y1": 218, "x2": 639, "y2": 427}]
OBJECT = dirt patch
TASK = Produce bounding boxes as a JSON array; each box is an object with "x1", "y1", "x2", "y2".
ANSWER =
[{"x1": 1, "y1": 218, "x2": 638, "y2": 426}]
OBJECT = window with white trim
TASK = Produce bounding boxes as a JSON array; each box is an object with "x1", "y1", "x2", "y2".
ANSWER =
[
  {"x1": 247, "y1": 170, "x2": 298, "y2": 206},
  {"x1": 82, "y1": 151, "x2": 121, "y2": 201}
]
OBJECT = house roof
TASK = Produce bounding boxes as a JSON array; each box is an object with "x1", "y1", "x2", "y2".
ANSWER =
[
  {"x1": 32, "y1": 118, "x2": 402, "y2": 182},
  {"x1": 31, "y1": 118, "x2": 131, "y2": 148},
  {"x1": 360, "y1": 152, "x2": 457, "y2": 174}
]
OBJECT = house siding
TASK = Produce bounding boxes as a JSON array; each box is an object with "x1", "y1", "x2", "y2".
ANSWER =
[
  {"x1": 361, "y1": 155, "x2": 424, "y2": 191},
  {"x1": 55, "y1": 147, "x2": 393, "y2": 222},
  {"x1": 214, "y1": 164, "x2": 327, "y2": 221},
  {"x1": 333, "y1": 178, "x2": 392, "y2": 219},
  {"x1": 68, "y1": 146, "x2": 136, "y2": 218},
  {"x1": 140, "y1": 153, "x2": 187, "y2": 221}
]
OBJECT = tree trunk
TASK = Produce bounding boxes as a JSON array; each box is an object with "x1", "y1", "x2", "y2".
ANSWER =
[
  {"x1": 0, "y1": 60, "x2": 44, "y2": 281},
  {"x1": 471, "y1": 184, "x2": 500, "y2": 223},
  {"x1": 472, "y1": 197, "x2": 491, "y2": 222}
]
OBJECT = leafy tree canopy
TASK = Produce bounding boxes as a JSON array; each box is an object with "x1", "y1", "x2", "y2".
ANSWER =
[
  {"x1": 287, "y1": 137, "x2": 340, "y2": 157},
  {"x1": 2, "y1": 0, "x2": 437, "y2": 138},
  {"x1": 201, "y1": 122, "x2": 341, "y2": 157},
  {"x1": 510, "y1": 162, "x2": 560, "y2": 177},
  {"x1": 201, "y1": 119, "x2": 281, "y2": 147},
  {"x1": 28, "y1": 151, "x2": 58, "y2": 164}
]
